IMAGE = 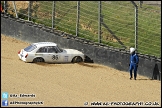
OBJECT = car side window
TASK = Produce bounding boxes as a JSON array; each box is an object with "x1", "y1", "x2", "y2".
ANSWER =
[
  {"x1": 36, "y1": 47, "x2": 48, "y2": 53},
  {"x1": 48, "y1": 46, "x2": 57, "y2": 53}
]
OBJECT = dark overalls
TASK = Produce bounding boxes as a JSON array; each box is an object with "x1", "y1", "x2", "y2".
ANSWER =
[{"x1": 129, "y1": 52, "x2": 139, "y2": 80}]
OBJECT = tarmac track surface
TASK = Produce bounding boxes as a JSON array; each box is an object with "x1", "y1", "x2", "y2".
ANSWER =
[{"x1": 1, "y1": 34, "x2": 161, "y2": 107}]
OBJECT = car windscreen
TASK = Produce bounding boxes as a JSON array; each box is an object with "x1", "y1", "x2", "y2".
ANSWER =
[{"x1": 24, "y1": 44, "x2": 37, "y2": 52}]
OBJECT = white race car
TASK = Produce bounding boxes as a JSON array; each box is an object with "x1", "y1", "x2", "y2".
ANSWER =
[{"x1": 18, "y1": 42, "x2": 85, "y2": 63}]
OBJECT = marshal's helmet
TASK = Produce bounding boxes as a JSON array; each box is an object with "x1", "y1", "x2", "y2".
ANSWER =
[{"x1": 130, "y1": 47, "x2": 136, "y2": 54}]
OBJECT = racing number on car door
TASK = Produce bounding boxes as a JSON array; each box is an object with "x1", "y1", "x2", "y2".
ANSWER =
[{"x1": 52, "y1": 55, "x2": 58, "y2": 60}]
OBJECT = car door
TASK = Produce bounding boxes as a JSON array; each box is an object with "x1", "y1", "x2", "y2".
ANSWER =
[{"x1": 47, "y1": 46, "x2": 61, "y2": 63}]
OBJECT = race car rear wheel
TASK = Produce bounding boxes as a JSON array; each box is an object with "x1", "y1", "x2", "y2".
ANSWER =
[
  {"x1": 33, "y1": 57, "x2": 44, "y2": 63},
  {"x1": 72, "y1": 56, "x2": 83, "y2": 63}
]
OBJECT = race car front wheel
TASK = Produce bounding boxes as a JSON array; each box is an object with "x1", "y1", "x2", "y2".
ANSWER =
[
  {"x1": 33, "y1": 57, "x2": 44, "y2": 63},
  {"x1": 72, "y1": 56, "x2": 83, "y2": 63}
]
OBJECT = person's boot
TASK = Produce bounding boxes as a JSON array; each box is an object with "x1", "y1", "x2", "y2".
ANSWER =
[{"x1": 130, "y1": 77, "x2": 132, "y2": 80}]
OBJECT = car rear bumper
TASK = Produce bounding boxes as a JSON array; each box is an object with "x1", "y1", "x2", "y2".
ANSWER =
[{"x1": 18, "y1": 54, "x2": 27, "y2": 62}]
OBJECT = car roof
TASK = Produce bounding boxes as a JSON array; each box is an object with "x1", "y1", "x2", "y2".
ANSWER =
[{"x1": 32, "y1": 42, "x2": 57, "y2": 47}]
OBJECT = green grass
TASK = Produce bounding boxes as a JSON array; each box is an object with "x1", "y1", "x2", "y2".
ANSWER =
[{"x1": 5, "y1": 1, "x2": 161, "y2": 58}]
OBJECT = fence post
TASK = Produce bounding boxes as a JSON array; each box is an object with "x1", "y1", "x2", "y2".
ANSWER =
[
  {"x1": 52, "y1": 1, "x2": 55, "y2": 29},
  {"x1": 98, "y1": 1, "x2": 101, "y2": 43},
  {"x1": 139, "y1": 1, "x2": 143, "y2": 8},
  {"x1": 12, "y1": 1, "x2": 18, "y2": 18},
  {"x1": 76, "y1": 1, "x2": 80, "y2": 37},
  {"x1": 135, "y1": 6, "x2": 138, "y2": 52},
  {"x1": 4, "y1": 1, "x2": 7, "y2": 13},
  {"x1": 131, "y1": 1, "x2": 138, "y2": 52},
  {"x1": 28, "y1": 1, "x2": 31, "y2": 21}
]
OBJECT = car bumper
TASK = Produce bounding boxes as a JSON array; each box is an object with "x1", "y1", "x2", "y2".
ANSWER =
[{"x1": 18, "y1": 54, "x2": 27, "y2": 62}]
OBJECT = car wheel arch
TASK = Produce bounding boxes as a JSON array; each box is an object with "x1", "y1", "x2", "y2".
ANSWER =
[
  {"x1": 71, "y1": 56, "x2": 83, "y2": 63},
  {"x1": 33, "y1": 57, "x2": 45, "y2": 63}
]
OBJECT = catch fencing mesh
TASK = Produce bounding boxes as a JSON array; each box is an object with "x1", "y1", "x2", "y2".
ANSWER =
[{"x1": 2, "y1": 1, "x2": 161, "y2": 58}]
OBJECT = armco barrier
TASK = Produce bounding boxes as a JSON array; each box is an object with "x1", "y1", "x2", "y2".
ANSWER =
[{"x1": 1, "y1": 14, "x2": 161, "y2": 81}]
